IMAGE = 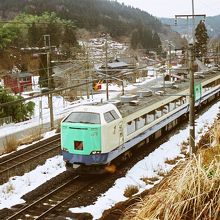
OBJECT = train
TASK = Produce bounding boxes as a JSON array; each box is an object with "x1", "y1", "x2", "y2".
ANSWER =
[{"x1": 61, "y1": 68, "x2": 220, "y2": 174}]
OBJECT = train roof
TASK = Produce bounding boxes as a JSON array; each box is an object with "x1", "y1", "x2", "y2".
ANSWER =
[
  {"x1": 68, "y1": 70, "x2": 220, "y2": 119},
  {"x1": 111, "y1": 70, "x2": 220, "y2": 118},
  {"x1": 70, "y1": 103, "x2": 117, "y2": 114}
]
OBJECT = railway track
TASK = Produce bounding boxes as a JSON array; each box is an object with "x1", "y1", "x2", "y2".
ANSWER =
[
  {"x1": 0, "y1": 100, "x2": 219, "y2": 220},
  {"x1": 0, "y1": 134, "x2": 61, "y2": 184},
  {"x1": 5, "y1": 174, "x2": 97, "y2": 220}
]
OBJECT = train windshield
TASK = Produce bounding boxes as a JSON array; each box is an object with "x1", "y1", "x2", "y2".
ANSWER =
[{"x1": 63, "y1": 112, "x2": 101, "y2": 124}]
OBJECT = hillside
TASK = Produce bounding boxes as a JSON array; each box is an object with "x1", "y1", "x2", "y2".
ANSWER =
[
  {"x1": 0, "y1": 0, "x2": 187, "y2": 74},
  {"x1": 0, "y1": 0, "x2": 185, "y2": 45},
  {"x1": 0, "y1": 0, "x2": 162, "y2": 37}
]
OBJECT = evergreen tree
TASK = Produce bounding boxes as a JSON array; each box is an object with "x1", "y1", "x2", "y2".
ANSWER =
[
  {"x1": 131, "y1": 30, "x2": 140, "y2": 50},
  {"x1": 0, "y1": 87, "x2": 35, "y2": 122},
  {"x1": 194, "y1": 20, "x2": 209, "y2": 60},
  {"x1": 152, "y1": 32, "x2": 162, "y2": 53},
  {"x1": 0, "y1": 12, "x2": 78, "y2": 50},
  {"x1": 130, "y1": 26, "x2": 161, "y2": 51},
  {"x1": 28, "y1": 22, "x2": 40, "y2": 47}
]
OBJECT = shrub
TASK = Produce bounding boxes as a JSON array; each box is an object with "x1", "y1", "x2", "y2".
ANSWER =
[
  {"x1": 165, "y1": 156, "x2": 183, "y2": 165},
  {"x1": 124, "y1": 185, "x2": 139, "y2": 198},
  {"x1": 0, "y1": 88, "x2": 35, "y2": 123},
  {"x1": 3, "y1": 135, "x2": 19, "y2": 153},
  {"x1": 141, "y1": 176, "x2": 160, "y2": 185},
  {"x1": 123, "y1": 145, "x2": 220, "y2": 220}
]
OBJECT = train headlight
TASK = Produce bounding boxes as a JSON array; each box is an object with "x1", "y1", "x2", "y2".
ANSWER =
[{"x1": 91, "y1": 151, "x2": 101, "y2": 155}]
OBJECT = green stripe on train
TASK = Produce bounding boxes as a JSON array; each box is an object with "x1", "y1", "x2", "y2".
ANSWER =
[{"x1": 61, "y1": 122, "x2": 101, "y2": 155}]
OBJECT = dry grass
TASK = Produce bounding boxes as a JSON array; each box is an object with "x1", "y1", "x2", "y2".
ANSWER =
[
  {"x1": 211, "y1": 122, "x2": 220, "y2": 146},
  {"x1": 2, "y1": 128, "x2": 43, "y2": 154},
  {"x1": 141, "y1": 176, "x2": 160, "y2": 185},
  {"x1": 20, "y1": 127, "x2": 43, "y2": 145},
  {"x1": 180, "y1": 142, "x2": 189, "y2": 156},
  {"x1": 3, "y1": 135, "x2": 19, "y2": 153},
  {"x1": 124, "y1": 185, "x2": 139, "y2": 198},
  {"x1": 165, "y1": 156, "x2": 183, "y2": 165},
  {"x1": 123, "y1": 145, "x2": 220, "y2": 220},
  {"x1": 157, "y1": 170, "x2": 168, "y2": 177}
]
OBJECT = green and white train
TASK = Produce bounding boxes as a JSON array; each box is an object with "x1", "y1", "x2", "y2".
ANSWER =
[{"x1": 61, "y1": 70, "x2": 220, "y2": 173}]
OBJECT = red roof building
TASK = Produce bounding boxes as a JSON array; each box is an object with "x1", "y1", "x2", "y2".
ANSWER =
[{"x1": 3, "y1": 72, "x2": 32, "y2": 94}]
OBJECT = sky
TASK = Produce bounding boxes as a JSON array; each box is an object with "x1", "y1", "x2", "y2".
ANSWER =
[{"x1": 117, "y1": 0, "x2": 220, "y2": 18}]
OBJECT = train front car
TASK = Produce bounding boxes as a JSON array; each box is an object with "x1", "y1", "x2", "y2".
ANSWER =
[{"x1": 61, "y1": 103, "x2": 123, "y2": 174}]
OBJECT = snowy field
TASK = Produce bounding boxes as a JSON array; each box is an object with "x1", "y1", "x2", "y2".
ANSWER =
[
  {"x1": 69, "y1": 101, "x2": 220, "y2": 219},
  {"x1": 1, "y1": 68, "x2": 219, "y2": 218},
  {"x1": 0, "y1": 74, "x2": 157, "y2": 139},
  {"x1": 0, "y1": 99, "x2": 219, "y2": 218}
]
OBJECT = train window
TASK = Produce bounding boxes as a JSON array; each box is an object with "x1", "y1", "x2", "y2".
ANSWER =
[
  {"x1": 136, "y1": 117, "x2": 145, "y2": 129},
  {"x1": 104, "y1": 110, "x2": 119, "y2": 123},
  {"x1": 127, "y1": 121, "x2": 135, "y2": 135},
  {"x1": 110, "y1": 110, "x2": 120, "y2": 119},
  {"x1": 74, "y1": 141, "x2": 83, "y2": 150},
  {"x1": 64, "y1": 112, "x2": 100, "y2": 124},
  {"x1": 104, "y1": 112, "x2": 115, "y2": 123}
]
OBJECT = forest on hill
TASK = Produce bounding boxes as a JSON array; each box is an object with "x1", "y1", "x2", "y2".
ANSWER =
[
  {"x1": 0, "y1": 0, "x2": 163, "y2": 34},
  {"x1": 0, "y1": 0, "x2": 182, "y2": 51}
]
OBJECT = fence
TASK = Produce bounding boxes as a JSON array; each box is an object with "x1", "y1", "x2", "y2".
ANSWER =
[{"x1": 0, "y1": 116, "x2": 12, "y2": 126}]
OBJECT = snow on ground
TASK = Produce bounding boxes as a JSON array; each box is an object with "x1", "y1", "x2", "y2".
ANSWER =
[
  {"x1": 0, "y1": 100, "x2": 219, "y2": 214},
  {"x1": 0, "y1": 155, "x2": 65, "y2": 209},
  {"x1": 69, "y1": 101, "x2": 220, "y2": 219},
  {"x1": 0, "y1": 75, "x2": 156, "y2": 139}
]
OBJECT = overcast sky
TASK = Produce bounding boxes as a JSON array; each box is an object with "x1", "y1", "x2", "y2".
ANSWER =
[{"x1": 117, "y1": 0, "x2": 220, "y2": 18}]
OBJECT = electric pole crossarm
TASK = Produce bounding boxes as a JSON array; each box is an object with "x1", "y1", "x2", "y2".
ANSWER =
[
  {"x1": 174, "y1": 0, "x2": 205, "y2": 155},
  {"x1": 175, "y1": 14, "x2": 206, "y2": 19}
]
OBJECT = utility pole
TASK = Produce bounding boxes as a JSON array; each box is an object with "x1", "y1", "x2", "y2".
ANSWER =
[
  {"x1": 189, "y1": 44, "x2": 196, "y2": 154},
  {"x1": 169, "y1": 42, "x2": 172, "y2": 81},
  {"x1": 217, "y1": 43, "x2": 219, "y2": 66},
  {"x1": 104, "y1": 34, "x2": 109, "y2": 101},
  {"x1": 175, "y1": 1, "x2": 206, "y2": 155},
  {"x1": 85, "y1": 44, "x2": 90, "y2": 99},
  {"x1": 44, "y1": 34, "x2": 54, "y2": 130}
]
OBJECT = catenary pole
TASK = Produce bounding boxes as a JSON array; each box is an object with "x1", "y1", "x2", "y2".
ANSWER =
[
  {"x1": 190, "y1": 0, "x2": 196, "y2": 154},
  {"x1": 44, "y1": 35, "x2": 54, "y2": 130},
  {"x1": 105, "y1": 34, "x2": 109, "y2": 101},
  {"x1": 175, "y1": 1, "x2": 206, "y2": 155}
]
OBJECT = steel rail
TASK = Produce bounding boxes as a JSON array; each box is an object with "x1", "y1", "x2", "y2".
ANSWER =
[
  {"x1": 6, "y1": 175, "x2": 86, "y2": 220},
  {"x1": 0, "y1": 137, "x2": 60, "y2": 167}
]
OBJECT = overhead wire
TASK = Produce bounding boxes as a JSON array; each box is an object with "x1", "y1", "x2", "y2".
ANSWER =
[{"x1": 0, "y1": 60, "x2": 162, "y2": 108}]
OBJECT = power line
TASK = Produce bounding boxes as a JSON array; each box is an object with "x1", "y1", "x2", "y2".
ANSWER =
[
  {"x1": 0, "y1": 62, "x2": 155, "y2": 108},
  {"x1": 0, "y1": 21, "x2": 75, "y2": 27}
]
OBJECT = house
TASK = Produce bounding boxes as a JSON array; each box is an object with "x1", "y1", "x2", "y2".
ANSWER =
[
  {"x1": 106, "y1": 61, "x2": 128, "y2": 69},
  {"x1": 3, "y1": 71, "x2": 32, "y2": 94},
  {"x1": 52, "y1": 62, "x2": 96, "y2": 99}
]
